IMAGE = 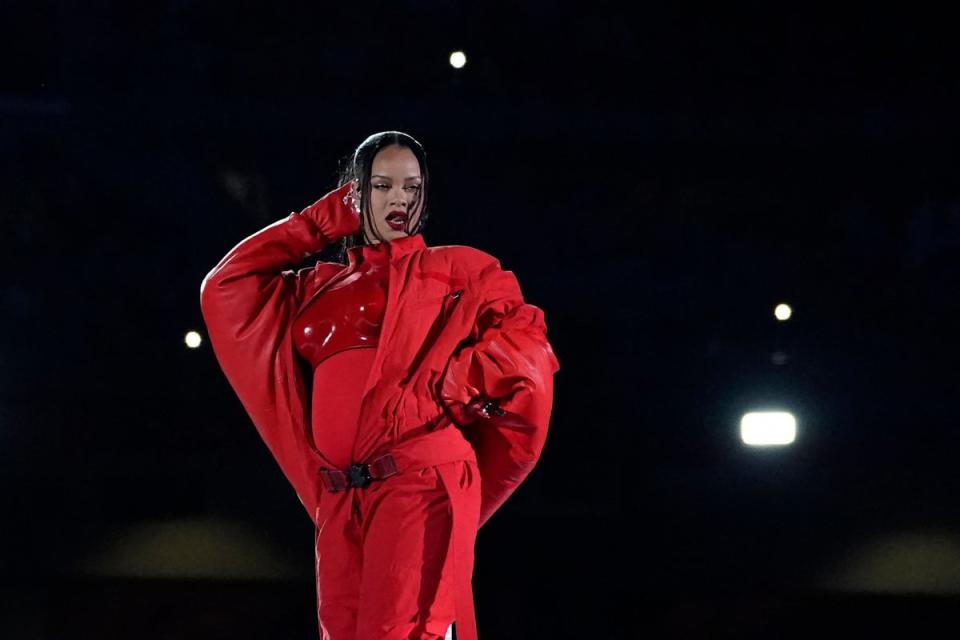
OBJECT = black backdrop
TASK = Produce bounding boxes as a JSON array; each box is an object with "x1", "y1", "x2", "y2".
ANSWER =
[{"x1": 3, "y1": 3, "x2": 959, "y2": 638}]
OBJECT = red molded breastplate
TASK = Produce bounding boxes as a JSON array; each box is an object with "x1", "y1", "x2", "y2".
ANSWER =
[{"x1": 292, "y1": 245, "x2": 388, "y2": 369}]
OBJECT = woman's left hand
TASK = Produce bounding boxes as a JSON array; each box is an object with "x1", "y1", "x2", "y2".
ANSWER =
[{"x1": 466, "y1": 398, "x2": 506, "y2": 420}]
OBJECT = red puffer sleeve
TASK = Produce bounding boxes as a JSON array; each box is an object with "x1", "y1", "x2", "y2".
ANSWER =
[
  {"x1": 439, "y1": 257, "x2": 561, "y2": 528},
  {"x1": 199, "y1": 181, "x2": 359, "y2": 518}
]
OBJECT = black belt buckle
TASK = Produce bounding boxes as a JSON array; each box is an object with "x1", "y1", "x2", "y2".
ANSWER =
[{"x1": 347, "y1": 463, "x2": 372, "y2": 489}]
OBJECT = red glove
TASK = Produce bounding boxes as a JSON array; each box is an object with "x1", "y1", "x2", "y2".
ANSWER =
[{"x1": 301, "y1": 180, "x2": 361, "y2": 242}]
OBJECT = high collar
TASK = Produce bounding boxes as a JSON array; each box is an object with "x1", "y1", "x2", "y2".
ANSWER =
[{"x1": 350, "y1": 233, "x2": 426, "y2": 260}]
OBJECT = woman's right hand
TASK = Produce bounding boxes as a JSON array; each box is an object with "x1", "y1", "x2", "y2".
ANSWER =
[{"x1": 306, "y1": 180, "x2": 361, "y2": 242}]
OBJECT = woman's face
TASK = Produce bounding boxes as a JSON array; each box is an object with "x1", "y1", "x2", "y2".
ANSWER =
[{"x1": 363, "y1": 144, "x2": 424, "y2": 244}]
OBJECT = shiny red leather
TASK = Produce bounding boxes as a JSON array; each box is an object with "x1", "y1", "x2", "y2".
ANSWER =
[{"x1": 291, "y1": 242, "x2": 388, "y2": 368}]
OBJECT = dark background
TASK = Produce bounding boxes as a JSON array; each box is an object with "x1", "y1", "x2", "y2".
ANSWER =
[{"x1": 3, "y1": 2, "x2": 959, "y2": 638}]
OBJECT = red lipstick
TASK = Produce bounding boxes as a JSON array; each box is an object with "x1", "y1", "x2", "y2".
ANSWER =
[{"x1": 386, "y1": 210, "x2": 408, "y2": 231}]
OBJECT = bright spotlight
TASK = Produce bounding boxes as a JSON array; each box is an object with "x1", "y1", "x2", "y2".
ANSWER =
[
  {"x1": 185, "y1": 331, "x2": 203, "y2": 349},
  {"x1": 449, "y1": 51, "x2": 467, "y2": 69},
  {"x1": 740, "y1": 411, "x2": 796, "y2": 446},
  {"x1": 774, "y1": 303, "x2": 792, "y2": 321}
]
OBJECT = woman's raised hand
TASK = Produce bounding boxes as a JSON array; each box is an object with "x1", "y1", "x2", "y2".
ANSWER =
[{"x1": 307, "y1": 180, "x2": 361, "y2": 242}]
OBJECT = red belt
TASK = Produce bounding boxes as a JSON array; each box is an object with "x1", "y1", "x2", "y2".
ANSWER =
[{"x1": 318, "y1": 453, "x2": 399, "y2": 491}]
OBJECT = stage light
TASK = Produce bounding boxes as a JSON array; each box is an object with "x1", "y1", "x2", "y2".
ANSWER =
[
  {"x1": 449, "y1": 51, "x2": 467, "y2": 69},
  {"x1": 774, "y1": 303, "x2": 792, "y2": 321},
  {"x1": 185, "y1": 331, "x2": 202, "y2": 349},
  {"x1": 740, "y1": 411, "x2": 796, "y2": 446}
]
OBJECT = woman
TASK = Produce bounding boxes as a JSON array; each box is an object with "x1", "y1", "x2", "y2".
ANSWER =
[{"x1": 200, "y1": 131, "x2": 560, "y2": 640}]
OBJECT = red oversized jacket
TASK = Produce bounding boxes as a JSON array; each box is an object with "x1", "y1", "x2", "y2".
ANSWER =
[{"x1": 200, "y1": 181, "x2": 560, "y2": 528}]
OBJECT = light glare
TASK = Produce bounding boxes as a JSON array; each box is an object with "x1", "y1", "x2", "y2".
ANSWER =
[
  {"x1": 185, "y1": 331, "x2": 203, "y2": 349},
  {"x1": 740, "y1": 411, "x2": 796, "y2": 446},
  {"x1": 774, "y1": 303, "x2": 792, "y2": 321},
  {"x1": 449, "y1": 51, "x2": 467, "y2": 69}
]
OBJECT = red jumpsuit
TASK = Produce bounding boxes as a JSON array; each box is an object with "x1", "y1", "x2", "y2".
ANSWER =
[{"x1": 200, "y1": 181, "x2": 560, "y2": 639}]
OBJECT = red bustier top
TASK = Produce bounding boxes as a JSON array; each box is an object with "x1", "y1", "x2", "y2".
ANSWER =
[{"x1": 292, "y1": 242, "x2": 389, "y2": 369}]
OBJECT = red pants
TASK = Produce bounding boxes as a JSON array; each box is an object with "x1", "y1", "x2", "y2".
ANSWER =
[{"x1": 313, "y1": 426, "x2": 482, "y2": 640}]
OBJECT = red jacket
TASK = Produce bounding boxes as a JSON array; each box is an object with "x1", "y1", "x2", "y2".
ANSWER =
[{"x1": 200, "y1": 181, "x2": 560, "y2": 528}]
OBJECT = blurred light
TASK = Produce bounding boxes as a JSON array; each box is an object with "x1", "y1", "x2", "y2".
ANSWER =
[
  {"x1": 774, "y1": 303, "x2": 792, "y2": 321},
  {"x1": 449, "y1": 51, "x2": 467, "y2": 69},
  {"x1": 740, "y1": 411, "x2": 796, "y2": 446},
  {"x1": 771, "y1": 351, "x2": 789, "y2": 365},
  {"x1": 185, "y1": 331, "x2": 202, "y2": 349},
  {"x1": 73, "y1": 517, "x2": 300, "y2": 580},
  {"x1": 817, "y1": 531, "x2": 960, "y2": 594}
]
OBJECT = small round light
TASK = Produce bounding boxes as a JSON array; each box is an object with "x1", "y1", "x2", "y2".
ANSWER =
[
  {"x1": 774, "y1": 303, "x2": 792, "y2": 321},
  {"x1": 185, "y1": 331, "x2": 203, "y2": 349},
  {"x1": 449, "y1": 51, "x2": 467, "y2": 69}
]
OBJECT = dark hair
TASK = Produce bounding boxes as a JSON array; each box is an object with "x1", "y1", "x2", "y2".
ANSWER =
[{"x1": 333, "y1": 131, "x2": 430, "y2": 262}]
